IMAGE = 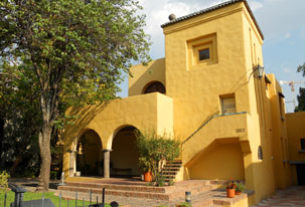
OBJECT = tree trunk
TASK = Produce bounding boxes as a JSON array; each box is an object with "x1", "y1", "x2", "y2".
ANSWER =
[
  {"x1": 37, "y1": 123, "x2": 52, "y2": 191},
  {"x1": 37, "y1": 96, "x2": 53, "y2": 191}
]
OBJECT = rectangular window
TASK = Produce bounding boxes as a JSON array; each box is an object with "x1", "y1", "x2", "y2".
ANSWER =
[
  {"x1": 199, "y1": 48, "x2": 210, "y2": 61},
  {"x1": 187, "y1": 33, "x2": 217, "y2": 70},
  {"x1": 301, "y1": 138, "x2": 305, "y2": 150},
  {"x1": 220, "y1": 94, "x2": 236, "y2": 114}
]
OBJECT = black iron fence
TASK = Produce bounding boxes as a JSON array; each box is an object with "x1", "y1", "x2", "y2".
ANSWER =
[{"x1": 3, "y1": 183, "x2": 119, "y2": 207}]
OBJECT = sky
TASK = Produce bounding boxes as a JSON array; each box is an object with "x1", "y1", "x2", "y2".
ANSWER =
[{"x1": 118, "y1": 0, "x2": 305, "y2": 112}]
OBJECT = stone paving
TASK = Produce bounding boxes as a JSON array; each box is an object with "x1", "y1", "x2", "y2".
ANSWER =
[{"x1": 253, "y1": 186, "x2": 305, "y2": 207}]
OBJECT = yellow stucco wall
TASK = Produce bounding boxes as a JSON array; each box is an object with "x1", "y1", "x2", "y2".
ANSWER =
[
  {"x1": 188, "y1": 143, "x2": 245, "y2": 180},
  {"x1": 129, "y1": 58, "x2": 165, "y2": 96},
  {"x1": 63, "y1": 93, "x2": 173, "y2": 176},
  {"x1": 286, "y1": 111, "x2": 305, "y2": 184}
]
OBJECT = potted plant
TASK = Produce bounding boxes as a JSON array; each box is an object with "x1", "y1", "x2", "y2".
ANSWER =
[
  {"x1": 136, "y1": 130, "x2": 180, "y2": 184},
  {"x1": 235, "y1": 182, "x2": 245, "y2": 195},
  {"x1": 138, "y1": 157, "x2": 153, "y2": 182},
  {"x1": 226, "y1": 181, "x2": 236, "y2": 198}
]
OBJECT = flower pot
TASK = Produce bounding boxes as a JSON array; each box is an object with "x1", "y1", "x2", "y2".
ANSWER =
[
  {"x1": 226, "y1": 188, "x2": 235, "y2": 198},
  {"x1": 235, "y1": 190, "x2": 241, "y2": 195},
  {"x1": 144, "y1": 171, "x2": 152, "y2": 182}
]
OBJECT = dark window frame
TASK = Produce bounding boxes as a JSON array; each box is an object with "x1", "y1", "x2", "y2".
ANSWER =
[
  {"x1": 199, "y1": 48, "x2": 210, "y2": 61},
  {"x1": 301, "y1": 138, "x2": 305, "y2": 150}
]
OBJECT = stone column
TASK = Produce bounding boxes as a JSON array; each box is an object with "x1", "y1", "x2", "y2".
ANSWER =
[
  {"x1": 68, "y1": 150, "x2": 74, "y2": 177},
  {"x1": 103, "y1": 149, "x2": 111, "y2": 178}
]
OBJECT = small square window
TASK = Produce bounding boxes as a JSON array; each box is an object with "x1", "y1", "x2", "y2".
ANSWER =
[
  {"x1": 199, "y1": 48, "x2": 210, "y2": 61},
  {"x1": 220, "y1": 94, "x2": 236, "y2": 114},
  {"x1": 187, "y1": 33, "x2": 217, "y2": 70},
  {"x1": 301, "y1": 138, "x2": 305, "y2": 150}
]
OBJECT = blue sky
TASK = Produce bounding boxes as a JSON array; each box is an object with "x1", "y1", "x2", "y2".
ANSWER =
[{"x1": 118, "y1": 0, "x2": 305, "y2": 112}]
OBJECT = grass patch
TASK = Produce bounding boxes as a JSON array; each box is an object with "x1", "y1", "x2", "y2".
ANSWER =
[{"x1": 0, "y1": 191, "x2": 111, "y2": 207}]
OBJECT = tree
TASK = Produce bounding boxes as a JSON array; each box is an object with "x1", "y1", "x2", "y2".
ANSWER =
[
  {"x1": 0, "y1": 64, "x2": 41, "y2": 177},
  {"x1": 0, "y1": 0, "x2": 150, "y2": 190},
  {"x1": 295, "y1": 63, "x2": 305, "y2": 112},
  {"x1": 295, "y1": 87, "x2": 305, "y2": 112}
]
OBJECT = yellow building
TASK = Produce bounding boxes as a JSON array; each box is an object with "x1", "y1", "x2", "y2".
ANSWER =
[
  {"x1": 286, "y1": 111, "x2": 305, "y2": 186},
  {"x1": 62, "y1": 0, "x2": 304, "y2": 205}
]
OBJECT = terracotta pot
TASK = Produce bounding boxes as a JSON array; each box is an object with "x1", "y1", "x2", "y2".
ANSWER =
[
  {"x1": 226, "y1": 188, "x2": 235, "y2": 198},
  {"x1": 235, "y1": 190, "x2": 241, "y2": 195},
  {"x1": 144, "y1": 171, "x2": 152, "y2": 182}
]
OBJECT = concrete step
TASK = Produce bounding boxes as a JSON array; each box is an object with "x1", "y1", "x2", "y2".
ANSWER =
[
  {"x1": 58, "y1": 185, "x2": 171, "y2": 201},
  {"x1": 61, "y1": 181, "x2": 166, "y2": 193},
  {"x1": 166, "y1": 160, "x2": 182, "y2": 164},
  {"x1": 162, "y1": 171, "x2": 177, "y2": 175},
  {"x1": 164, "y1": 164, "x2": 182, "y2": 168}
]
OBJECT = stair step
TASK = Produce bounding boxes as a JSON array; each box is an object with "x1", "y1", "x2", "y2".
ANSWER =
[
  {"x1": 166, "y1": 160, "x2": 182, "y2": 164},
  {"x1": 164, "y1": 175, "x2": 176, "y2": 178},
  {"x1": 162, "y1": 171, "x2": 177, "y2": 175},
  {"x1": 60, "y1": 182, "x2": 166, "y2": 193},
  {"x1": 164, "y1": 164, "x2": 182, "y2": 167},
  {"x1": 58, "y1": 186, "x2": 171, "y2": 201},
  {"x1": 162, "y1": 167, "x2": 180, "y2": 171}
]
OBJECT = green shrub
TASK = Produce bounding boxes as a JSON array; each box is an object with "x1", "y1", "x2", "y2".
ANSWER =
[
  {"x1": 176, "y1": 202, "x2": 192, "y2": 207},
  {"x1": 155, "y1": 173, "x2": 165, "y2": 187},
  {"x1": 168, "y1": 179, "x2": 175, "y2": 186},
  {"x1": 0, "y1": 171, "x2": 10, "y2": 193},
  {"x1": 136, "y1": 130, "x2": 180, "y2": 180},
  {"x1": 235, "y1": 182, "x2": 245, "y2": 192}
]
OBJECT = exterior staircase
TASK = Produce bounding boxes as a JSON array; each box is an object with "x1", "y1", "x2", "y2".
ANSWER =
[
  {"x1": 161, "y1": 159, "x2": 182, "y2": 182},
  {"x1": 56, "y1": 178, "x2": 252, "y2": 206}
]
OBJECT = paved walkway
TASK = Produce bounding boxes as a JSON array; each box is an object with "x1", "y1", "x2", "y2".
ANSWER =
[{"x1": 253, "y1": 186, "x2": 305, "y2": 207}]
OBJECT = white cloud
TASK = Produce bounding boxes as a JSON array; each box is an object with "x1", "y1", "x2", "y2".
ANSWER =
[
  {"x1": 284, "y1": 32, "x2": 291, "y2": 39},
  {"x1": 283, "y1": 67, "x2": 291, "y2": 73}
]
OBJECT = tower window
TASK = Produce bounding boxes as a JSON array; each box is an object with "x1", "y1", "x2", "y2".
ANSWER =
[{"x1": 199, "y1": 48, "x2": 210, "y2": 61}]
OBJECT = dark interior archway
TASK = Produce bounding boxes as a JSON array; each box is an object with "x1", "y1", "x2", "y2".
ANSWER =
[
  {"x1": 111, "y1": 126, "x2": 139, "y2": 177},
  {"x1": 143, "y1": 81, "x2": 166, "y2": 94},
  {"x1": 76, "y1": 130, "x2": 103, "y2": 176}
]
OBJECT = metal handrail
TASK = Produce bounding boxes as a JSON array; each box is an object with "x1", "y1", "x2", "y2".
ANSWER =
[{"x1": 182, "y1": 111, "x2": 247, "y2": 145}]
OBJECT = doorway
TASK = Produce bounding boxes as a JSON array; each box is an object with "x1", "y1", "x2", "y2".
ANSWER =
[{"x1": 296, "y1": 164, "x2": 305, "y2": 185}]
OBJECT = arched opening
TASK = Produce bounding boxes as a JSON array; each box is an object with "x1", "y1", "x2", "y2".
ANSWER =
[
  {"x1": 76, "y1": 130, "x2": 103, "y2": 176},
  {"x1": 143, "y1": 81, "x2": 166, "y2": 94},
  {"x1": 111, "y1": 126, "x2": 139, "y2": 177}
]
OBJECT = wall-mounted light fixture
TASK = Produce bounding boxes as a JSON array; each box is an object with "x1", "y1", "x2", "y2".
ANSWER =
[{"x1": 254, "y1": 64, "x2": 264, "y2": 79}]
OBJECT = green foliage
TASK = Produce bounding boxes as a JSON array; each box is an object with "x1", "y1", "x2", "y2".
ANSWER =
[
  {"x1": 155, "y1": 173, "x2": 165, "y2": 187},
  {"x1": 168, "y1": 179, "x2": 175, "y2": 186},
  {"x1": 136, "y1": 130, "x2": 180, "y2": 180},
  {"x1": 176, "y1": 202, "x2": 192, "y2": 207},
  {"x1": 0, "y1": 0, "x2": 150, "y2": 187},
  {"x1": 0, "y1": 171, "x2": 10, "y2": 193},
  {"x1": 235, "y1": 182, "x2": 245, "y2": 192},
  {"x1": 295, "y1": 63, "x2": 305, "y2": 112},
  {"x1": 297, "y1": 62, "x2": 305, "y2": 77},
  {"x1": 0, "y1": 64, "x2": 41, "y2": 176},
  {"x1": 295, "y1": 87, "x2": 305, "y2": 112}
]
